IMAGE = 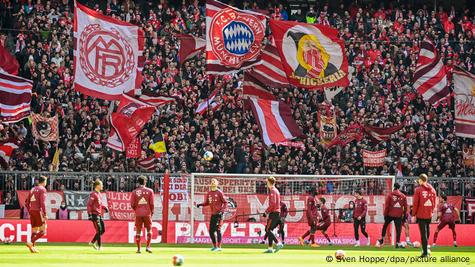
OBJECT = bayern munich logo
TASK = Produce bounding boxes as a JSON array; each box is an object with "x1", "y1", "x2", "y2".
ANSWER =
[
  {"x1": 209, "y1": 8, "x2": 264, "y2": 68},
  {"x1": 79, "y1": 24, "x2": 135, "y2": 87}
]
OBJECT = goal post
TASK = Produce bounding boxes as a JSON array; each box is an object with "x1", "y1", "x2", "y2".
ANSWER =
[{"x1": 185, "y1": 173, "x2": 395, "y2": 246}]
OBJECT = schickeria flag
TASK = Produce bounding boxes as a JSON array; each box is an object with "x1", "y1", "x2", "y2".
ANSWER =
[
  {"x1": 206, "y1": 0, "x2": 266, "y2": 74},
  {"x1": 269, "y1": 20, "x2": 349, "y2": 90},
  {"x1": 74, "y1": 2, "x2": 144, "y2": 100}
]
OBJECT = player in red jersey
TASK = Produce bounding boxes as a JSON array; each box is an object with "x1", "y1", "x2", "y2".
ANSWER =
[
  {"x1": 131, "y1": 176, "x2": 155, "y2": 253},
  {"x1": 87, "y1": 179, "x2": 109, "y2": 251},
  {"x1": 353, "y1": 190, "x2": 370, "y2": 247},
  {"x1": 433, "y1": 194, "x2": 459, "y2": 247},
  {"x1": 376, "y1": 183, "x2": 408, "y2": 248},
  {"x1": 298, "y1": 187, "x2": 320, "y2": 248},
  {"x1": 263, "y1": 176, "x2": 284, "y2": 253},
  {"x1": 412, "y1": 174, "x2": 437, "y2": 257},
  {"x1": 196, "y1": 178, "x2": 227, "y2": 251},
  {"x1": 315, "y1": 197, "x2": 332, "y2": 245},
  {"x1": 25, "y1": 176, "x2": 48, "y2": 253}
]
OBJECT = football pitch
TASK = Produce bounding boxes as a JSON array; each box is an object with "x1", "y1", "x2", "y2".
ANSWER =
[{"x1": 1, "y1": 243, "x2": 474, "y2": 267}]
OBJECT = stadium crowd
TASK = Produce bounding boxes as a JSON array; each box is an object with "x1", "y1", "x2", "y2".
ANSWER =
[{"x1": 1, "y1": 0, "x2": 475, "y2": 199}]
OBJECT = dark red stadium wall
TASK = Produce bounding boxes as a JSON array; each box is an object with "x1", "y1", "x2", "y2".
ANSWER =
[{"x1": 0, "y1": 220, "x2": 472, "y2": 246}]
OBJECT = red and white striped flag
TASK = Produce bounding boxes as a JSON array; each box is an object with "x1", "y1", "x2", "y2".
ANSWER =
[
  {"x1": 362, "y1": 149, "x2": 387, "y2": 167},
  {"x1": 74, "y1": 2, "x2": 144, "y2": 100},
  {"x1": 195, "y1": 89, "x2": 221, "y2": 115},
  {"x1": 413, "y1": 40, "x2": 448, "y2": 105},
  {"x1": 245, "y1": 98, "x2": 304, "y2": 146},
  {"x1": 138, "y1": 93, "x2": 177, "y2": 107},
  {"x1": 243, "y1": 71, "x2": 276, "y2": 100},
  {"x1": 206, "y1": 0, "x2": 266, "y2": 74},
  {"x1": 177, "y1": 34, "x2": 206, "y2": 63},
  {"x1": 250, "y1": 45, "x2": 289, "y2": 88},
  {"x1": 453, "y1": 67, "x2": 475, "y2": 138},
  {"x1": 137, "y1": 156, "x2": 157, "y2": 171},
  {"x1": 0, "y1": 72, "x2": 32, "y2": 123},
  {"x1": 0, "y1": 143, "x2": 18, "y2": 169}
]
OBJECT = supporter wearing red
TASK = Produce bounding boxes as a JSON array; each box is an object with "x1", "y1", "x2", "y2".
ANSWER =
[
  {"x1": 353, "y1": 190, "x2": 370, "y2": 247},
  {"x1": 25, "y1": 175, "x2": 47, "y2": 253},
  {"x1": 411, "y1": 174, "x2": 437, "y2": 258},
  {"x1": 376, "y1": 183, "x2": 408, "y2": 248},
  {"x1": 316, "y1": 197, "x2": 332, "y2": 245},
  {"x1": 197, "y1": 178, "x2": 227, "y2": 251},
  {"x1": 87, "y1": 179, "x2": 109, "y2": 251},
  {"x1": 263, "y1": 176, "x2": 283, "y2": 253},
  {"x1": 131, "y1": 176, "x2": 155, "y2": 253},
  {"x1": 298, "y1": 187, "x2": 320, "y2": 247},
  {"x1": 433, "y1": 194, "x2": 460, "y2": 247}
]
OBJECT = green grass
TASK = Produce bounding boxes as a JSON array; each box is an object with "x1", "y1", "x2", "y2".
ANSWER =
[{"x1": 1, "y1": 243, "x2": 474, "y2": 266}]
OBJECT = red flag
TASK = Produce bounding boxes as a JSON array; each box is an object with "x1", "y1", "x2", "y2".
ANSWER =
[
  {"x1": 110, "y1": 94, "x2": 155, "y2": 148},
  {"x1": 126, "y1": 137, "x2": 142, "y2": 159},
  {"x1": 326, "y1": 124, "x2": 364, "y2": 148},
  {"x1": 0, "y1": 45, "x2": 19, "y2": 75},
  {"x1": 206, "y1": 0, "x2": 266, "y2": 74},
  {"x1": 0, "y1": 72, "x2": 32, "y2": 123},
  {"x1": 138, "y1": 93, "x2": 177, "y2": 107},
  {"x1": 195, "y1": 89, "x2": 221, "y2": 115},
  {"x1": 250, "y1": 45, "x2": 289, "y2": 87},
  {"x1": 363, "y1": 124, "x2": 404, "y2": 143},
  {"x1": 269, "y1": 20, "x2": 349, "y2": 89},
  {"x1": 0, "y1": 143, "x2": 18, "y2": 169},
  {"x1": 362, "y1": 149, "x2": 387, "y2": 167},
  {"x1": 137, "y1": 156, "x2": 157, "y2": 171},
  {"x1": 243, "y1": 71, "x2": 276, "y2": 100},
  {"x1": 245, "y1": 98, "x2": 304, "y2": 146},
  {"x1": 177, "y1": 34, "x2": 205, "y2": 63},
  {"x1": 74, "y1": 2, "x2": 144, "y2": 100},
  {"x1": 413, "y1": 40, "x2": 448, "y2": 105}
]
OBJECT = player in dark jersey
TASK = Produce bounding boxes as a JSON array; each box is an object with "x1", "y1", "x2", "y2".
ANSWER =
[
  {"x1": 298, "y1": 187, "x2": 320, "y2": 248},
  {"x1": 353, "y1": 190, "x2": 370, "y2": 246},
  {"x1": 315, "y1": 197, "x2": 332, "y2": 245},
  {"x1": 433, "y1": 194, "x2": 459, "y2": 247},
  {"x1": 25, "y1": 176, "x2": 48, "y2": 253},
  {"x1": 261, "y1": 201, "x2": 288, "y2": 245},
  {"x1": 263, "y1": 176, "x2": 284, "y2": 253},
  {"x1": 87, "y1": 179, "x2": 109, "y2": 251},
  {"x1": 197, "y1": 178, "x2": 227, "y2": 251},
  {"x1": 131, "y1": 176, "x2": 155, "y2": 253}
]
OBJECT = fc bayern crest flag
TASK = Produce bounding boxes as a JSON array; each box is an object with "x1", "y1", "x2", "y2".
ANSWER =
[
  {"x1": 74, "y1": 2, "x2": 144, "y2": 100},
  {"x1": 269, "y1": 20, "x2": 349, "y2": 90},
  {"x1": 206, "y1": 0, "x2": 266, "y2": 74}
]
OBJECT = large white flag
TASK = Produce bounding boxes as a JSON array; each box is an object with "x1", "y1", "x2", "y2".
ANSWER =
[
  {"x1": 454, "y1": 68, "x2": 475, "y2": 138},
  {"x1": 74, "y1": 2, "x2": 144, "y2": 100}
]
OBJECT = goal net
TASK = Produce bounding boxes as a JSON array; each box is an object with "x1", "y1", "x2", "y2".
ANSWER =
[{"x1": 175, "y1": 174, "x2": 395, "y2": 246}]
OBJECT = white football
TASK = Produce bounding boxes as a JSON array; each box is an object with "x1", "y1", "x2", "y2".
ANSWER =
[
  {"x1": 413, "y1": 241, "x2": 421, "y2": 248},
  {"x1": 203, "y1": 151, "x2": 214, "y2": 161},
  {"x1": 335, "y1": 249, "x2": 346, "y2": 260}
]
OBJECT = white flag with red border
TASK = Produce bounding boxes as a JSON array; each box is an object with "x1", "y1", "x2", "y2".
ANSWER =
[
  {"x1": 74, "y1": 2, "x2": 144, "y2": 100},
  {"x1": 454, "y1": 68, "x2": 475, "y2": 138}
]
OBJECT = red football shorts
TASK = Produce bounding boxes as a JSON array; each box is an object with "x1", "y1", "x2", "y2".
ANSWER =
[
  {"x1": 316, "y1": 221, "x2": 331, "y2": 231},
  {"x1": 437, "y1": 220, "x2": 455, "y2": 231},
  {"x1": 30, "y1": 210, "x2": 45, "y2": 228},
  {"x1": 135, "y1": 216, "x2": 152, "y2": 230}
]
